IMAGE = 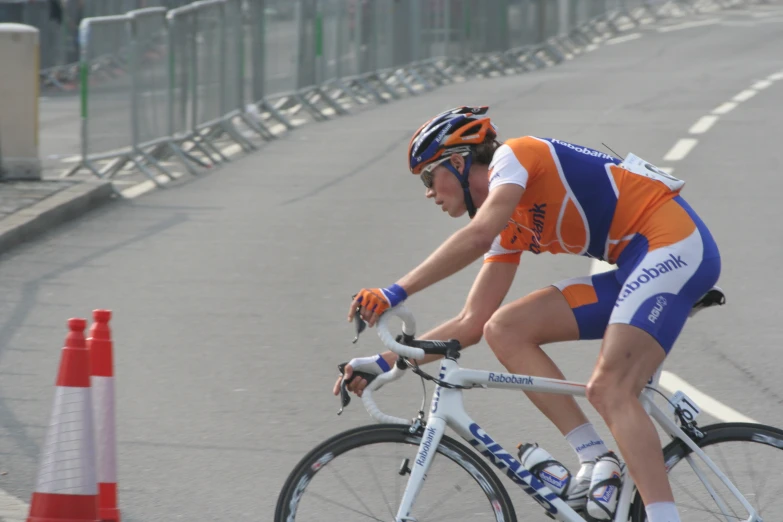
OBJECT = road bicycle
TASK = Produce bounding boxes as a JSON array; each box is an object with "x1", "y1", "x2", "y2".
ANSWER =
[{"x1": 275, "y1": 286, "x2": 783, "y2": 521}]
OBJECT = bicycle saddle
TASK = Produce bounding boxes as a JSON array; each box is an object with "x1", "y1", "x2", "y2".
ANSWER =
[{"x1": 689, "y1": 286, "x2": 726, "y2": 317}]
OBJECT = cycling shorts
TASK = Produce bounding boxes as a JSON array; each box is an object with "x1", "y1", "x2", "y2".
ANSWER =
[{"x1": 552, "y1": 196, "x2": 721, "y2": 353}]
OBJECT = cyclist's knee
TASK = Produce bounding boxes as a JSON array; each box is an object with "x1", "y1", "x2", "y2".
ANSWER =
[
  {"x1": 588, "y1": 325, "x2": 667, "y2": 417},
  {"x1": 586, "y1": 373, "x2": 615, "y2": 416},
  {"x1": 586, "y1": 367, "x2": 639, "y2": 420},
  {"x1": 484, "y1": 287, "x2": 578, "y2": 364},
  {"x1": 484, "y1": 310, "x2": 518, "y2": 343},
  {"x1": 484, "y1": 309, "x2": 537, "y2": 360},
  {"x1": 483, "y1": 314, "x2": 508, "y2": 356}
]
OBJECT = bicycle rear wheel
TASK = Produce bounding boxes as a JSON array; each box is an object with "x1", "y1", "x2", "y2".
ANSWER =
[
  {"x1": 275, "y1": 423, "x2": 517, "y2": 521},
  {"x1": 630, "y1": 422, "x2": 783, "y2": 521}
]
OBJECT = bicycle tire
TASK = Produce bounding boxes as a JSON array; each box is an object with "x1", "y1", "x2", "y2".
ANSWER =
[
  {"x1": 629, "y1": 422, "x2": 783, "y2": 521},
  {"x1": 274, "y1": 423, "x2": 517, "y2": 521}
]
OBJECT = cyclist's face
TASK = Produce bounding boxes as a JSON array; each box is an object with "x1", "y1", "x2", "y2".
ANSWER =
[{"x1": 425, "y1": 164, "x2": 467, "y2": 218}]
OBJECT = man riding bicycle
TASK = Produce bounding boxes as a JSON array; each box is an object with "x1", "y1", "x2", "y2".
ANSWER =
[{"x1": 334, "y1": 106, "x2": 721, "y2": 522}]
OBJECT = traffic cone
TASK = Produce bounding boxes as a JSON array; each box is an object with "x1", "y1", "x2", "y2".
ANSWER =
[
  {"x1": 28, "y1": 318, "x2": 99, "y2": 522},
  {"x1": 87, "y1": 310, "x2": 120, "y2": 522}
]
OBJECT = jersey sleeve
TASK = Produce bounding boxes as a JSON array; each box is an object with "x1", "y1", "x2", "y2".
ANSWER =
[
  {"x1": 483, "y1": 137, "x2": 543, "y2": 264},
  {"x1": 488, "y1": 144, "x2": 530, "y2": 192},
  {"x1": 483, "y1": 233, "x2": 523, "y2": 265}
]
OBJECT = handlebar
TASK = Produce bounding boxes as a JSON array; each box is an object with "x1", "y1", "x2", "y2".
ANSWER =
[
  {"x1": 339, "y1": 305, "x2": 423, "y2": 425},
  {"x1": 361, "y1": 365, "x2": 411, "y2": 425},
  {"x1": 376, "y1": 305, "x2": 424, "y2": 359},
  {"x1": 341, "y1": 305, "x2": 465, "y2": 424}
]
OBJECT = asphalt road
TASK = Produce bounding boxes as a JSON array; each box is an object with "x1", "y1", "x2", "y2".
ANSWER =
[{"x1": 4, "y1": 4, "x2": 783, "y2": 521}]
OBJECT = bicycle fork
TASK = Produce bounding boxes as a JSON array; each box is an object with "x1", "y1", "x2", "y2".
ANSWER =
[{"x1": 395, "y1": 416, "x2": 448, "y2": 521}]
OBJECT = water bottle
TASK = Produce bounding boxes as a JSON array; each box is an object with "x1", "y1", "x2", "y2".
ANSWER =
[
  {"x1": 518, "y1": 443, "x2": 572, "y2": 498},
  {"x1": 587, "y1": 451, "x2": 623, "y2": 520}
]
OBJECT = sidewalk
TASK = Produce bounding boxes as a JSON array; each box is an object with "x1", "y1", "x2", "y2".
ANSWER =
[
  {"x1": 0, "y1": 93, "x2": 116, "y2": 257},
  {"x1": 0, "y1": 488, "x2": 27, "y2": 521},
  {"x1": 0, "y1": 87, "x2": 270, "y2": 256},
  {"x1": 0, "y1": 83, "x2": 309, "y2": 256}
]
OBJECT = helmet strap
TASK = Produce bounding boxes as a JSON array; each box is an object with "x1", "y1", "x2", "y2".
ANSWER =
[{"x1": 444, "y1": 154, "x2": 477, "y2": 219}]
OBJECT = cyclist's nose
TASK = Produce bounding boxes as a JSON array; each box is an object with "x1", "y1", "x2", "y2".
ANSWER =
[{"x1": 425, "y1": 187, "x2": 435, "y2": 198}]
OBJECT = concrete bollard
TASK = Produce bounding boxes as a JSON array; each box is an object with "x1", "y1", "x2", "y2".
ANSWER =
[{"x1": 0, "y1": 23, "x2": 42, "y2": 180}]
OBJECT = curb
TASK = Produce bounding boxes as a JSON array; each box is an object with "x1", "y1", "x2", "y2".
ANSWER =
[{"x1": 0, "y1": 180, "x2": 115, "y2": 256}]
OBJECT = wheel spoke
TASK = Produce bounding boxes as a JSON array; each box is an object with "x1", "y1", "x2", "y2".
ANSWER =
[
  {"x1": 326, "y1": 461, "x2": 380, "y2": 519},
  {"x1": 276, "y1": 426, "x2": 512, "y2": 522},
  {"x1": 718, "y1": 447, "x2": 742, "y2": 520},
  {"x1": 658, "y1": 425, "x2": 783, "y2": 522},
  {"x1": 304, "y1": 490, "x2": 388, "y2": 521},
  {"x1": 669, "y1": 474, "x2": 727, "y2": 522},
  {"x1": 741, "y1": 440, "x2": 767, "y2": 516},
  {"x1": 420, "y1": 475, "x2": 472, "y2": 519},
  {"x1": 365, "y1": 446, "x2": 396, "y2": 520}
]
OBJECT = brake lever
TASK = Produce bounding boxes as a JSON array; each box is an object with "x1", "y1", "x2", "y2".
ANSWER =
[
  {"x1": 337, "y1": 362, "x2": 351, "y2": 415},
  {"x1": 352, "y1": 305, "x2": 367, "y2": 344},
  {"x1": 336, "y1": 362, "x2": 378, "y2": 416}
]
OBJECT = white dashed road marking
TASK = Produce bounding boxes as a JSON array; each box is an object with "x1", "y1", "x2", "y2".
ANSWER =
[
  {"x1": 752, "y1": 80, "x2": 773, "y2": 90},
  {"x1": 663, "y1": 138, "x2": 699, "y2": 162},
  {"x1": 659, "y1": 371, "x2": 759, "y2": 423},
  {"x1": 689, "y1": 115, "x2": 719, "y2": 135},
  {"x1": 732, "y1": 89, "x2": 758, "y2": 102},
  {"x1": 712, "y1": 101, "x2": 737, "y2": 115}
]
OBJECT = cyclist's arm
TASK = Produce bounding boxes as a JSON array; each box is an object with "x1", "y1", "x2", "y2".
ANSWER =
[
  {"x1": 380, "y1": 260, "x2": 517, "y2": 367},
  {"x1": 395, "y1": 183, "x2": 524, "y2": 296}
]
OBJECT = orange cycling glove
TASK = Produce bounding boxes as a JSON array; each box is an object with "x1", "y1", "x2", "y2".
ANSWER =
[{"x1": 352, "y1": 284, "x2": 408, "y2": 318}]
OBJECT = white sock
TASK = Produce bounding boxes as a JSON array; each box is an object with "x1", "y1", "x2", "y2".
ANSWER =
[
  {"x1": 645, "y1": 501, "x2": 680, "y2": 522},
  {"x1": 565, "y1": 423, "x2": 608, "y2": 463}
]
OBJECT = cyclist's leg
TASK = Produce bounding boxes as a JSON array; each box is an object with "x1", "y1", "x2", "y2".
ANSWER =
[
  {"x1": 586, "y1": 195, "x2": 721, "y2": 513},
  {"x1": 483, "y1": 271, "x2": 619, "y2": 436},
  {"x1": 590, "y1": 325, "x2": 671, "y2": 501}
]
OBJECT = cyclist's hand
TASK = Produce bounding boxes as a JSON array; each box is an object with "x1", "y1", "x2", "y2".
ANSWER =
[
  {"x1": 332, "y1": 354, "x2": 393, "y2": 398},
  {"x1": 348, "y1": 284, "x2": 408, "y2": 327}
]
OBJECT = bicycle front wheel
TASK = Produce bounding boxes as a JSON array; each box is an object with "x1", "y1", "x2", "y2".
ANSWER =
[
  {"x1": 630, "y1": 422, "x2": 783, "y2": 521},
  {"x1": 275, "y1": 423, "x2": 517, "y2": 521}
]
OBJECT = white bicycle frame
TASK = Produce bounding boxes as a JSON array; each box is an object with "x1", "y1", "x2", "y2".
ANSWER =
[{"x1": 361, "y1": 305, "x2": 761, "y2": 522}]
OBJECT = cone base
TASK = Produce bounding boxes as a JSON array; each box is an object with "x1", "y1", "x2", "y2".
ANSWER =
[
  {"x1": 98, "y1": 482, "x2": 119, "y2": 522},
  {"x1": 28, "y1": 519, "x2": 100, "y2": 522},
  {"x1": 27, "y1": 492, "x2": 99, "y2": 522},
  {"x1": 99, "y1": 507, "x2": 120, "y2": 522}
]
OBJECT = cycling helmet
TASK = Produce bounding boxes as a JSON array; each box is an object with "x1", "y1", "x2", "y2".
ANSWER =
[{"x1": 408, "y1": 106, "x2": 498, "y2": 218}]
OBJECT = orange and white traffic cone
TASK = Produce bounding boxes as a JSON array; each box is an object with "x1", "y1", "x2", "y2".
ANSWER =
[
  {"x1": 28, "y1": 318, "x2": 99, "y2": 522},
  {"x1": 88, "y1": 310, "x2": 120, "y2": 522}
]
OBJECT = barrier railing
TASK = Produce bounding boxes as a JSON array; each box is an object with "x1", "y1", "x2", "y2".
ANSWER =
[
  {"x1": 63, "y1": 0, "x2": 766, "y2": 187},
  {"x1": 0, "y1": 0, "x2": 197, "y2": 90}
]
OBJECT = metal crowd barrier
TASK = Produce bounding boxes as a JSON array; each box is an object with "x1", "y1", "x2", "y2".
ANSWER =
[
  {"x1": 63, "y1": 0, "x2": 766, "y2": 187},
  {"x1": 0, "y1": 0, "x2": 197, "y2": 90}
]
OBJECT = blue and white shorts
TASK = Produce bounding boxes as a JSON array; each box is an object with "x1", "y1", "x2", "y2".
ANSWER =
[{"x1": 553, "y1": 196, "x2": 721, "y2": 353}]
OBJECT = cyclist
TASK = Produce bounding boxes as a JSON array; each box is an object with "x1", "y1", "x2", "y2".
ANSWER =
[{"x1": 334, "y1": 106, "x2": 720, "y2": 522}]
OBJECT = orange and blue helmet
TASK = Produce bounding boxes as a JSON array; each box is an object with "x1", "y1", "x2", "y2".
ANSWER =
[
  {"x1": 408, "y1": 106, "x2": 498, "y2": 218},
  {"x1": 408, "y1": 106, "x2": 497, "y2": 175}
]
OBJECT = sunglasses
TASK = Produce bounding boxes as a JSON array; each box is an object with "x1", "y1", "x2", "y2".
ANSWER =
[
  {"x1": 419, "y1": 154, "x2": 466, "y2": 189},
  {"x1": 419, "y1": 158, "x2": 445, "y2": 189}
]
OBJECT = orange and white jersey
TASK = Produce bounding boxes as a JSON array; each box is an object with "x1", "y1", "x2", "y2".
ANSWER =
[{"x1": 484, "y1": 136, "x2": 683, "y2": 265}]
